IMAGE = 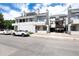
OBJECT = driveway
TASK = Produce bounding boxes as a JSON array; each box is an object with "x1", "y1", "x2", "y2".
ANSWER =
[{"x1": 0, "y1": 35, "x2": 79, "y2": 56}]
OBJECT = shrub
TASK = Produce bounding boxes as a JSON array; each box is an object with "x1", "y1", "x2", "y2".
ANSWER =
[{"x1": 28, "y1": 32, "x2": 33, "y2": 34}]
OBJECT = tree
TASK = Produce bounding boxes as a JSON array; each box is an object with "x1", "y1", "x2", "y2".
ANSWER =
[
  {"x1": 0, "y1": 13, "x2": 4, "y2": 23},
  {"x1": 0, "y1": 13, "x2": 4, "y2": 30},
  {"x1": 3, "y1": 20, "x2": 15, "y2": 29},
  {"x1": 0, "y1": 13, "x2": 15, "y2": 30}
]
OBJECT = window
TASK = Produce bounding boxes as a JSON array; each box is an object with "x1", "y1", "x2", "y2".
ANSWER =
[
  {"x1": 20, "y1": 19, "x2": 22, "y2": 22},
  {"x1": 37, "y1": 16, "x2": 46, "y2": 22},
  {"x1": 59, "y1": 18, "x2": 63, "y2": 20},
  {"x1": 29, "y1": 18, "x2": 34, "y2": 22},
  {"x1": 73, "y1": 15, "x2": 79, "y2": 19},
  {"x1": 27, "y1": 13, "x2": 36, "y2": 16},
  {"x1": 25, "y1": 19, "x2": 28, "y2": 22},
  {"x1": 30, "y1": 18, "x2": 33, "y2": 22},
  {"x1": 23, "y1": 19, "x2": 25, "y2": 22}
]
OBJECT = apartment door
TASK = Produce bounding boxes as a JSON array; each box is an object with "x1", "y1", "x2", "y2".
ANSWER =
[{"x1": 35, "y1": 26, "x2": 47, "y2": 32}]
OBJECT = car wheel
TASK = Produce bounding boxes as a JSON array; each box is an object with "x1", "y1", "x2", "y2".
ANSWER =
[
  {"x1": 13, "y1": 33, "x2": 15, "y2": 36},
  {"x1": 22, "y1": 33, "x2": 25, "y2": 37}
]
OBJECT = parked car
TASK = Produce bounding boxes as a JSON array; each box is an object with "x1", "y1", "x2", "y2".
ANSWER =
[
  {"x1": 3, "y1": 29, "x2": 12, "y2": 35},
  {"x1": 12, "y1": 30, "x2": 29, "y2": 37}
]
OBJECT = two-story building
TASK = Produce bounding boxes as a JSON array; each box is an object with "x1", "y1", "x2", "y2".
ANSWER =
[
  {"x1": 70, "y1": 8, "x2": 79, "y2": 31},
  {"x1": 12, "y1": 11, "x2": 47, "y2": 33},
  {"x1": 50, "y1": 14, "x2": 68, "y2": 32},
  {"x1": 12, "y1": 7, "x2": 79, "y2": 33},
  {"x1": 12, "y1": 12, "x2": 68, "y2": 33}
]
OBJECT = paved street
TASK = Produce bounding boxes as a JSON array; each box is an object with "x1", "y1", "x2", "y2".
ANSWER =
[{"x1": 0, "y1": 35, "x2": 79, "y2": 56}]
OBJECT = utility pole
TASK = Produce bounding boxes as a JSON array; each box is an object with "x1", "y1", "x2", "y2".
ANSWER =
[
  {"x1": 46, "y1": 9, "x2": 50, "y2": 33},
  {"x1": 67, "y1": 5, "x2": 71, "y2": 34}
]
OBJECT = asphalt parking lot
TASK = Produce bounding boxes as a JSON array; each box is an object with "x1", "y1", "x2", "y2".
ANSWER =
[{"x1": 0, "y1": 34, "x2": 79, "y2": 56}]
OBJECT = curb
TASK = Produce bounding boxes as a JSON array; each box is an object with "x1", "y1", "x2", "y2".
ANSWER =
[{"x1": 31, "y1": 35, "x2": 79, "y2": 40}]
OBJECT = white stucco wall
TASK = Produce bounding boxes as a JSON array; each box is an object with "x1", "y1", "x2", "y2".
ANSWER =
[
  {"x1": 13, "y1": 22, "x2": 46, "y2": 33},
  {"x1": 16, "y1": 22, "x2": 36, "y2": 33},
  {"x1": 50, "y1": 19, "x2": 55, "y2": 28}
]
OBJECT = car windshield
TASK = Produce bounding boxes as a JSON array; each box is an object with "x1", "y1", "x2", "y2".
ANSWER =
[
  {"x1": 19, "y1": 30, "x2": 23, "y2": 32},
  {"x1": 4, "y1": 29, "x2": 10, "y2": 31},
  {"x1": 25, "y1": 30, "x2": 28, "y2": 32}
]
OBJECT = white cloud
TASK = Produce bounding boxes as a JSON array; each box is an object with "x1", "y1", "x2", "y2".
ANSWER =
[
  {"x1": 0, "y1": 0, "x2": 79, "y2": 3},
  {"x1": 42, "y1": 3, "x2": 51, "y2": 6},
  {"x1": 0, "y1": 5, "x2": 10, "y2": 12},
  {"x1": 2, "y1": 3, "x2": 79, "y2": 20},
  {"x1": 33, "y1": 3, "x2": 51, "y2": 13},
  {"x1": 22, "y1": 4, "x2": 30, "y2": 13},
  {"x1": 1, "y1": 3, "x2": 30, "y2": 20},
  {"x1": 33, "y1": 3, "x2": 52, "y2": 10},
  {"x1": 33, "y1": 4, "x2": 42, "y2": 10},
  {"x1": 48, "y1": 5, "x2": 68, "y2": 15},
  {"x1": 15, "y1": 3, "x2": 30, "y2": 13},
  {"x1": 71, "y1": 3, "x2": 79, "y2": 9},
  {"x1": 33, "y1": 3, "x2": 69, "y2": 15},
  {"x1": 34, "y1": 3, "x2": 79, "y2": 15},
  {"x1": 0, "y1": 5, "x2": 20, "y2": 20},
  {"x1": 38, "y1": 3, "x2": 79, "y2": 15},
  {"x1": 3, "y1": 10, "x2": 21, "y2": 20}
]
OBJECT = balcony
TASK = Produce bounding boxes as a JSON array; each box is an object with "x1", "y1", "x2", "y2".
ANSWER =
[{"x1": 12, "y1": 21, "x2": 46, "y2": 26}]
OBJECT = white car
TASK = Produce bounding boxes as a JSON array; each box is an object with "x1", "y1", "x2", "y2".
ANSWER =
[
  {"x1": 13, "y1": 30, "x2": 29, "y2": 37},
  {"x1": 3, "y1": 29, "x2": 12, "y2": 35}
]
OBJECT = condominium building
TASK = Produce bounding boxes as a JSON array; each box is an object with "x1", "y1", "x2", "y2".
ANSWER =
[
  {"x1": 12, "y1": 12, "x2": 67, "y2": 33},
  {"x1": 70, "y1": 8, "x2": 79, "y2": 31},
  {"x1": 12, "y1": 8, "x2": 79, "y2": 33},
  {"x1": 12, "y1": 11, "x2": 47, "y2": 33},
  {"x1": 50, "y1": 14, "x2": 67, "y2": 32}
]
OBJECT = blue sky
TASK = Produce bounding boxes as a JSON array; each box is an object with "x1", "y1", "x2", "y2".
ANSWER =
[
  {"x1": 0, "y1": 3, "x2": 79, "y2": 20},
  {"x1": 0, "y1": 3, "x2": 66, "y2": 13}
]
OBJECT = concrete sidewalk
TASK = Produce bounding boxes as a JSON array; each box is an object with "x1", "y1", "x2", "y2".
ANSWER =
[{"x1": 31, "y1": 32, "x2": 79, "y2": 40}]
